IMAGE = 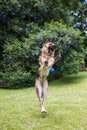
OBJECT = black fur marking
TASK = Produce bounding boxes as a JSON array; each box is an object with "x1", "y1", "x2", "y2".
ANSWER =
[
  {"x1": 38, "y1": 64, "x2": 41, "y2": 68},
  {"x1": 36, "y1": 73, "x2": 40, "y2": 79},
  {"x1": 45, "y1": 61, "x2": 48, "y2": 66}
]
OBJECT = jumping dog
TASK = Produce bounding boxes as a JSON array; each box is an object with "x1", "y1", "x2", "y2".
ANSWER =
[{"x1": 35, "y1": 39, "x2": 59, "y2": 113}]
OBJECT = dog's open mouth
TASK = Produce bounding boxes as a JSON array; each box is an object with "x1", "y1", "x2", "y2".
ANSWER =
[{"x1": 48, "y1": 45, "x2": 56, "y2": 55}]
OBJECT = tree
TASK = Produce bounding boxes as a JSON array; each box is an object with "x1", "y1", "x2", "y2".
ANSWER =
[
  {"x1": 0, "y1": 0, "x2": 85, "y2": 88},
  {"x1": 0, "y1": 22, "x2": 84, "y2": 88}
]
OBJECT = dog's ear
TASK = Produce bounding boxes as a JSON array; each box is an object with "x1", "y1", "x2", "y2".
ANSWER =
[{"x1": 45, "y1": 38, "x2": 51, "y2": 43}]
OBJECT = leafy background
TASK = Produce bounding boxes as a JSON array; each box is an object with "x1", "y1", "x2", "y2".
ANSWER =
[{"x1": 0, "y1": 0, "x2": 87, "y2": 88}]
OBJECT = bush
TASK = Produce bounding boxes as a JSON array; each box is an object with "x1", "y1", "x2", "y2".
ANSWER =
[
  {"x1": 0, "y1": 71, "x2": 35, "y2": 89},
  {"x1": 0, "y1": 21, "x2": 84, "y2": 88}
]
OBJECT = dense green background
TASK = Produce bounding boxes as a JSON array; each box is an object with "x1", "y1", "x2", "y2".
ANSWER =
[{"x1": 0, "y1": 0, "x2": 87, "y2": 88}]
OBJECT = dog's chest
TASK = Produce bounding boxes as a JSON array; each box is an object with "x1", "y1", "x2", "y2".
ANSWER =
[
  {"x1": 40, "y1": 67, "x2": 50, "y2": 78},
  {"x1": 40, "y1": 58, "x2": 54, "y2": 78}
]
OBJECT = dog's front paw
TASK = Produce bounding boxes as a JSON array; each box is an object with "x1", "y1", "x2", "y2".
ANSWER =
[
  {"x1": 55, "y1": 55, "x2": 61, "y2": 61},
  {"x1": 45, "y1": 61, "x2": 48, "y2": 66}
]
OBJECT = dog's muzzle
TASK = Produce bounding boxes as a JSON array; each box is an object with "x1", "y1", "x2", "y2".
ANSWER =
[{"x1": 48, "y1": 44, "x2": 56, "y2": 54}]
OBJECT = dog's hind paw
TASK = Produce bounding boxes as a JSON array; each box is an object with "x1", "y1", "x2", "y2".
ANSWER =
[{"x1": 41, "y1": 108, "x2": 47, "y2": 113}]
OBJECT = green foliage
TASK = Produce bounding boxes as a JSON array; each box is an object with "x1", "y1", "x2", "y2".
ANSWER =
[
  {"x1": 43, "y1": 22, "x2": 84, "y2": 77},
  {"x1": 0, "y1": 71, "x2": 33, "y2": 89},
  {"x1": 0, "y1": 0, "x2": 86, "y2": 88},
  {"x1": 0, "y1": 21, "x2": 84, "y2": 88}
]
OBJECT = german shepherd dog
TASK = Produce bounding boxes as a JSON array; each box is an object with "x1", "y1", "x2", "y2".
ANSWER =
[{"x1": 35, "y1": 39, "x2": 59, "y2": 113}]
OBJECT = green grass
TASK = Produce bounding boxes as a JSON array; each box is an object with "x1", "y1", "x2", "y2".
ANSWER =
[{"x1": 0, "y1": 72, "x2": 87, "y2": 130}]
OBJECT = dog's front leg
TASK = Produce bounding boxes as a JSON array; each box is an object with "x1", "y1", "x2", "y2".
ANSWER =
[
  {"x1": 47, "y1": 59, "x2": 55, "y2": 68},
  {"x1": 48, "y1": 56, "x2": 61, "y2": 68},
  {"x1": 54, "y1": 55, "x2": 61, "y2": 63}
]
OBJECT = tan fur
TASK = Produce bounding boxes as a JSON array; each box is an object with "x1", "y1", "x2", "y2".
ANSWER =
[{"x1": 35, "y1": 40, "x2": 58, "y2": 113}]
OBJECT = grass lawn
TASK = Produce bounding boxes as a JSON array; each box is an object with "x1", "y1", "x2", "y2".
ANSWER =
[{"x1": 0, "y1": 72, "x2": 87, "y2": 130}]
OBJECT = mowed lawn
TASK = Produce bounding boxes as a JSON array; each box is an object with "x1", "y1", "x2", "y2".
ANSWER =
[{"x1": 0, "y1": 72, "x2": 87, "y2": 130}]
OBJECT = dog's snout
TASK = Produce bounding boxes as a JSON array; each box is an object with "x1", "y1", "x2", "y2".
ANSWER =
[
  {"x1": 51, "y1": 44, "x2": 56, "y2": 49},
  {"x1": 53, "y1": 44, "x2": 56, "y2": 48}
]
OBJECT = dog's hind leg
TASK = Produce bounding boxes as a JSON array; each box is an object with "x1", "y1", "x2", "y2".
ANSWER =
[
  {"x1": 41, "y1": 79, "x2": 48, "y2": 113},
  {"x1": 35, "y1": 79, "x2": 43, "y2": 112}
]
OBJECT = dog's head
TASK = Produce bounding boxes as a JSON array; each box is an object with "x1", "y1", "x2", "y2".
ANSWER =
[{"x1": 42, "y1": 39, "x2": 56, "y2": 56}]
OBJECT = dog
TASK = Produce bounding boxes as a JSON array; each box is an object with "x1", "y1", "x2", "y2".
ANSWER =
[{"x1": 35, "y1": 39, "x2": 59, "y2": 113}]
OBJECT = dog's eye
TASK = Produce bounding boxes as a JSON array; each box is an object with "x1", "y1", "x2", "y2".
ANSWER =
[{"x1": 38, "y1": 64, "x2": 41, "y2": 68}]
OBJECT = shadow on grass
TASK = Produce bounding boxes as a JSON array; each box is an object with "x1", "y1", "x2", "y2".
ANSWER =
[
  {"x1": 34, "y1": 111, "x2": 64, "y2": 124},
  {"x1": 32, "y1": 111, "x2": 49, "y2": 120},
  {"x1": 40, "y1": 113, "x2": 49, "y2": 118},
  {"x1": 49, "y1": 72, "x2": 87, "y2": 87}
]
